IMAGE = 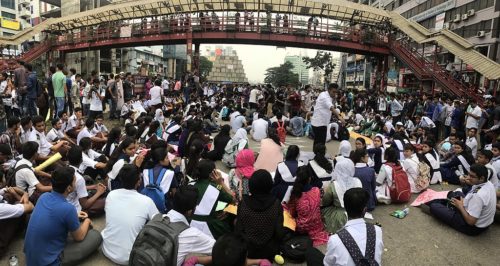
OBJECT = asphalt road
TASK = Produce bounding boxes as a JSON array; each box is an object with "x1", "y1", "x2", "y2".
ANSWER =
[{"x1": 2, "y1": 134, "x2": 499, "y2": 266}]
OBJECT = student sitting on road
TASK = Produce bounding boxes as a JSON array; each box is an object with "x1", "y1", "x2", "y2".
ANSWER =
[{"x1": 424, "y1": 164, "x2": 496, "y2": 236}]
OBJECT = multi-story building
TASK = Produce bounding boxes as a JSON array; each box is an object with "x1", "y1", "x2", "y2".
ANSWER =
[
  {"x1": 0, "y1": 0, "x2": 21, "y2": 38},
  {"x1": 284, "y1": 55, "x2": 310, "y2": 85},
  {"x1": 163, "y1": 44, "x2": 187, "y2": 80},
  {"x1": 331, "y1": 56, "x2": 341, "y2": 82}
]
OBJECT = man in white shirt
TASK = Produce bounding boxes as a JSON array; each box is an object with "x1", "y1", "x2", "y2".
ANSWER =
[
  {"x1": 251, "y1": 113, "x2": 268, "y2": 141},
  {"x1": 248, "y1": 86, "x2": 261, "y2": 110},
  {"x1": 324, "y1": 188, "x2": 383, "y2": 266},
  {"x1": 165, "y1": 186, "x2": 215, "y2": 266},
  {"x1": 149, "y1": 79, "x2": 163, "y2": 109},
  {"x1": 88, "y1": 79, "x2": 106, "y2": 120},
  {"x1": 66, "y1": 107, "x2": 84, "y2": 139},
  {"x1": 466, "y1": 128, "x2": 478, "y2": 159},
  {"x1": 102, "y1": 164, "x2": 159, "y2": 265},
  {"x1": 91, "y1": 115, "x2": 109, "y2": 136},
  {"x1": 402, "y1": 144, "x2": 421, "y2": 193},
  {"x1": 77, "y1": 119, "x2": 107, "y2": 146},
  {"x1": 29, "y1": 115, "x2": 68, "y2": 160},
  {"x1": 426, "y1": 164, "x2": 496, "y2": 235},
  {"x1": 15, "y1": 142, "x2": 52, "y2": 199},
  {"x1": 311, "y1": 83, "x2": 343, "y2": 147},
  {"x1": 161, "y1": 77, "x2": 170, "y2": 93},
  {"x1": 465, "y1": 102, "x2": 482, "y2": 130},
  {"x1": 230, "y1": 108, "x2": 247, "y2": 133}
]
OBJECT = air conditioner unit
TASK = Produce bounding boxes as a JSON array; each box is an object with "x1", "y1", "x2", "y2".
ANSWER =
[
  {"x1": 467, "y1": 9, "x2": 475, "y2": 17},
  {"x1": 443, "y1": 22, "x2": 450, "y2": 29},
  {"x1": 461, "y1": 14, "x2": 468, "y2": 20},
  {"x1": 453, "y1": 14, "x2": 461, "y2": 22},
  {"x1": 477, "y1": 31, "x2": 486, "y2": 37}
]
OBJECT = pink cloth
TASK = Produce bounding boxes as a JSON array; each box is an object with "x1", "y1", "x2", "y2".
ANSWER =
[
  {"x1": 254, "y1": 138, "x2": 283, "y2": 174},
  {"x1": 293, "y1": 187, "x2": 329, "y2": 247},
  {"x1": 411, "y1": 189, "x2": 449, "y2": 206},
  {"x1": 235, "y1": 149, "x2": 255, "y2": 179}
]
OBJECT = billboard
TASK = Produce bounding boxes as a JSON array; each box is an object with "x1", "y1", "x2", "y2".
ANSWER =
[{"x1": 0, "y1": 18, "x2": 20, "y2": 30}]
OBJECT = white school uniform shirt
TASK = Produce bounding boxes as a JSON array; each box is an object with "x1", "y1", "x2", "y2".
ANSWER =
[
  {"x1": 80, "y1": 149, "x2": 103, "y2": 173},
  {"x1": 465, "y1": 105, "x2": 482, "y2": 129},
  {"x1": 28, "y1": 129, "x2": 53, "y2": 157},
  {"x1": 485, "y1": 163, "x2": 498, "y2": 188},
  {"x1": 142, "y1": 168, "x2": 175, "y2": 194},
  {"x1": 311, "y1": 91, "x2": 334, "y2": 127},
  {"x1": 89, "y1": 87, "x2": 105, "y2": 111},
  {"x1": 76, "y1": 127, "x2": 94, "y2": 145},
  {"x1": 466, "y1": 137, "x2": 478, "y2": 158},
  {"x1": 46, "y1": 127, "x2": 64, "y2": 143},
  {"x1": 66, "y1": 115, "x2": 79, "y2": 132},
  {"x1": 491, "y1": 157, "x2": 500, "y2": 189},
  {"x1": 149, "y1": 85, "x2": 163, "y2": 106},
  {"x1": 251, "y1": 118, "x2": 268, "y2": 141},
  {"x1": 14, "y1": 158, "x2": 39, "y2": 197},
  {"x1": 376, "y1": 164, "x2": 394, "y2": 203},
  {"x1": 91, "y1": 123, "x2": 108, "y2": 135},
  {"x1": 102, "y1": 189, "x2": 159, "y2": 265},
  {"x1": 66, "y1": 165, "x2": 89, "y2": 212},
  {"x1": 401, "y1": 154, "x2": 420, "y2": 193},
  {"x1": 464, "y1": 181, "x2": 496, "y2": 228},
  {"x1": 20, "y1": 128, "x2": 32, "y2": 145},
  {"x1": 165, "y1": 210, "x2": 215, "y2": 266},
  {"x1": 324, "y1": 218, "x2": 383, "y2": 266},
  {"x1": 0, "y1": 188, "x2": 25, "y2": 219}
]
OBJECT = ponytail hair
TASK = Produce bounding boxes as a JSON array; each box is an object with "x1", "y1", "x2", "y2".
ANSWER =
[
  {"x1": 313, "y1": 143, "x2": 333, "y2": 173},
  {"x1": 288, "y1": 166, "x2": 310, "y2": 215}
]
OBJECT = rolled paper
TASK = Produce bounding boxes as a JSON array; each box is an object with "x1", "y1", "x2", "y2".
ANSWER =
[{"x1": 34, "y1": 152, "x2": 62, "y2": 171}]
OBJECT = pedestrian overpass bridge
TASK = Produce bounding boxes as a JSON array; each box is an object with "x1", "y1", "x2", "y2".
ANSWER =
[{"x1": 0, "y1": 0, "x2": 499, "y2": 101}]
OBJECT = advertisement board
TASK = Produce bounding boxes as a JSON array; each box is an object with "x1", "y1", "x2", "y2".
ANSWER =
[{"x1": 0, "y1": 18, "x2": 20, "y2": 30}]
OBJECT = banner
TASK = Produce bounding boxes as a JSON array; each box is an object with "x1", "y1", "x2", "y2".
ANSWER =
[
  {"x1": 435, "y1": 12, "x2": 446, "y2": 30},
  {"x1": 120, "y1": 25, "x2": 132, "y2": 38},
  {"x1": 1, "y1": 18, "x2": 20, "y2": 30}
]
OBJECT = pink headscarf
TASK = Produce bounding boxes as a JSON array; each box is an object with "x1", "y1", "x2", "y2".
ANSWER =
[{"x1": 235, "y1": 149, "x2": 255, "y2": 179}]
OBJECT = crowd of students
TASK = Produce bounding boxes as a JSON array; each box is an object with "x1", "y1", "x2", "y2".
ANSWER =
[{"x1": 0, "y1": 62, "x2": 499, "y2": 265}]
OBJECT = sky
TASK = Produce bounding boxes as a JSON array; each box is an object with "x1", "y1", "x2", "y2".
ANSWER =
[{"x1": 200, "y1": 44, "x2": 340, "y2": 83}]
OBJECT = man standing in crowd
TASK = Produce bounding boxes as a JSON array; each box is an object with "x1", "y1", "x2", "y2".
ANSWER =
[
  {"x1": 52, "y1": 64, "x2": 67, "y2": 118},
  {"x1": 25, "y1": 64, "x2": 38, "y2": 117},
  {"x1": 311, "y1": 83, "x2": 343, "y2": 147},
  {"x1": 13, "y1": 61, "x2": 27, "y2": 116}
]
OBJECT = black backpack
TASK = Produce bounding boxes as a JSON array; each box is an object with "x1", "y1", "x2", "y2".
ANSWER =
[
  {"x1": 280, "y1": 233, "x2": 313, "y2": 263},
  {"x1": 337, "y1": 223, "x2": 379, "y2": 266},
  {"x1": 5, "y1": 162, "x2": 32, "y2": 187},
  {"x1": 129, "y1": 214, "x2": 188, "y2": 266}
]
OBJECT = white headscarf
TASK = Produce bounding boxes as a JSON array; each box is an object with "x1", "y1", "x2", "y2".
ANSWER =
[
  {"x1": 154, "y1": 109, "x2": 164, "y2": 123},
  {"x1": 332, "y1": 158, "x2": 360, "y2": 207},
  {"x1": 232, "y1": 128, "x2": 248, "y2": 143},
  {"x1": 338, "y1": 140, "x2": 352, "y2": 157},
  {"x1": 384, "y1": 121, "x2": 394, "y2": 133}
]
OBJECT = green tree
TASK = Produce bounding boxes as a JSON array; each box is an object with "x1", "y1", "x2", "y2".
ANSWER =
[
  {"x1": 264, "y1": 61, "x2": 300, "y2": 87},
  {"x1": 302, "y1": 51, "x2": 336, "y2": 84},
  {"x1": 199, "y1": 56, "x2": 213, "y2": 78}
]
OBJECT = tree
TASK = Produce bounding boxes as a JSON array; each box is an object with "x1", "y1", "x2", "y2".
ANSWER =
[
  {"x1": 264, "y1": 61, "x2": 300, "y2": 87},
  {"x1": 302, "y1": 51, "x2": 336, "y2": 85},
  {"x1": 199, "y1": 56, "x2": 213, "y2": 78}
]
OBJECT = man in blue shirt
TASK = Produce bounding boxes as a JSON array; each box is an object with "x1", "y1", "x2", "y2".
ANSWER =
[{"x1": 24, "y1": 167, "x2": 102, "y2": 265}]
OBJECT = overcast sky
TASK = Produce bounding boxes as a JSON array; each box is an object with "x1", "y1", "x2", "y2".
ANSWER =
[{"x1": 200, "y1": 44, "x2": 341, "y2": 83}]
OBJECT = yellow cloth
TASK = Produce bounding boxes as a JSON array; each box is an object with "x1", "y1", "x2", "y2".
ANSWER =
[{"x1": 349, "y1": 130, "x2": 373, "y2": 145}]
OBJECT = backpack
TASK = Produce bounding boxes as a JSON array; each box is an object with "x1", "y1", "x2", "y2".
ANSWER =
[
  {"x1": 141, "y1": 168, "x2": 167, "y2": 213},
  {"x1": 337, "y1": 223, "x2": 379, "y2": 266},
  {"x1": 415, "y1": 161, "x2": 430, "y2": 191},
  {"x1": 386, "y1": 163, "x2": 411, "y2": 203},
  {"x1": 5, "y1": 162, "x2": 32, "y2": 188},
  {"x1": 128, "y1": 214, "x2": 188, "y2": 266},
  {"x1": 280, "y1": 234, "x2": 313, "y2": 263},
  {"x1": 277, "y1": 120, "x2": 286, "y2": 143}
]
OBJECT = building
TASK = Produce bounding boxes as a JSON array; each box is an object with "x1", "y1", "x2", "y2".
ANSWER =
[
  {"x1": 284, "y1": 55, "x2": 309, "y2": 85},
  {"x1": 331, "y1": 56, "x2": 341, "y2": 82},
  {"x1": 163, "y1": 44, "x2": 187, "y2": 80},
  {"x1": 0, "y1": 0, "x2": 21, "y2": 38}
]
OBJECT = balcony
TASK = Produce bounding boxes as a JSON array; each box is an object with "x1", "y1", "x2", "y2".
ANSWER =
[
  {"x1": 19, "y1": 9, "x2": 31, "y2": 19},
  {"x1": 19, "y1": 0, "x2": 30, "y2": 7}
]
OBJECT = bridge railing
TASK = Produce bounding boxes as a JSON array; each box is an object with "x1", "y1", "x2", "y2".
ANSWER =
[{"x1": 53, "y1": 15, "x2": 389, "y2": 47}]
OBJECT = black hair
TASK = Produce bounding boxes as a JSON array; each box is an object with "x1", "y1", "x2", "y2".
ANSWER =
[
  {"x1": 79, "y1": 137, "x2": 92, "y2": 151},
  {"x1": 51, "y1": 167, "x2": 75, "y2": 193},
  {"x1": 22, "y1": 141, "x2": 39, "y2": 160},
  {"x1": 74, "y1": 107, "x2": 82, "y2": 113},
  {"x1": 68, "y1": 146, "x2": 83, "y2": 167},
  {"x1": 344, "y1": 187, "x2": 369, "y2": 218},
  {"x1": 192, "y1": 159, "x2": 215, "y2": 180},
  {"x1": 32, "y1": 115, "x2": 44, "y2": 126},
  {"x1": 1, "y1": 72, "x2": 7, "y2": 79},
  {"x1": 151, "y1": 147, "x2": 168, "y2": 165},
  {"x1": 118, "y1": 164, "x2": 140, "y2": 190},
  {"x1": 56, "y1": 63, "x2": 64, "y2": 70},
  {"x1": 469, "y1": 164, "x2": 488, "y2": 182},
  {"x1": 70, "y1": 68, "x2": 76, "y2": 74},
  {"x1": 96, "y1": 114, "x2": 104, "y2": 120},
  {"x1": 51, "y1": 118, "x2": 60, "y2": 127},
  {"x1": 103, "y1": 127, "x2": 122, "y2": 157},
  {"x1": 218, "y1": 124, "x2": 230, "y2": 136},
  {"x1": 355, "y1": 137, "x2": 366, "y2": 148},
  {"x1": 25, "y1": 63, "x2": 33, "y2": 71},
  {"x1": 85, "y1": 118, "x2": 94, "y2": 129},
  {"x1": 7, "y1": 117, "x2": 20, "y2": 128},
  {"x1": 186, "y1": 140, "x2": 207, "y2": 177},
  {"x1": 492, "y1": 142, "x2": 500, "y2": 150},
  {"x1": 313, "y1": 143, "x2": 333, "y2": 173},
  {"x1": 268, "y1": 127, "x2": 281, "y2": 146},
  {"x1": 478, "y1": 150, "x2": 493, "y2": 161},
  {"x1": 422, "y1": 139, "x2": 435, "y2": 150},
  {"x1": 453, "y1": 140, "x2": 466, "y2": 152},
  {"x1": 106, "y1": 137, "x2": 135, "y2": 173},
  {"x1": 288, "y1": 166, "x2": 310, "y2": 209},
  {"x1": 154, "y1": 79, "x2": 161, "y2": 86},
  {"x1": 172, "y1": 185, "x2": 199, "y2": 214},
  {"x1": 384, "y1": 147, "x2": 399, "y2": 165},
  {"x1": 212, "y1": 233, "x2": 248, "y2": 266},
  {"x1": 125, "y1": 123, "x2": 138, "y2": 138},
  {"x1": 351, "y1": 149, "x2": 367, "y2": 164},
  {"x1": 328, "y1": 83, "x2": 339, "y2": 90},
  {"x1": 285, "y1": 145, "x2": 300, "y2": 161},
  {"x1": 403, "y1": 143, "x2": 415, "y2": 153}
]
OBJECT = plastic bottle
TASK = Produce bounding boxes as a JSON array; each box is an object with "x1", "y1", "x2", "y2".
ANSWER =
[
  {"x1": 391, "y1": 207, "x2": 409, "y2": 219},
  {"x1": 9, "y1": 255, "x2": 18, "y2": 266}
]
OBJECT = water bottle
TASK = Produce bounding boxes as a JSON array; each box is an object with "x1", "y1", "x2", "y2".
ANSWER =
[
  {"x1": 9, "y1": 255, "x2": 18, "y2": 266},
  {"x1": 401, "y1": 207, "x2": 409, "y2": 218}
]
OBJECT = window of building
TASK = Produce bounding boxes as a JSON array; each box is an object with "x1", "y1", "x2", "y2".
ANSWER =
[
  {"x1": 3, "y1": 32, "x2": 14, "y2": 36},
  {"x1": 1, "y1": 11, "x2": 15, "y2": 19},
  {"x1": 0, "y1": 0, "x2": 15, "y2": 10}
]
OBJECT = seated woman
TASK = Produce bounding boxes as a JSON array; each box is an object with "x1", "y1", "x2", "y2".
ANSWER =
[
  {"x1": 355, "y1": 137, "x2": 374, "y2": 167},
  {"x1": 272, "y1": 145, "x2": 301, "y2": 204},
  {"x1": 236, "y1": 169, "x2": 284, "y2": 261},
  {"x1": 421, "y1": 139, "x2": 442, "y2": 184},
  {"x1": 222, "y1": 128, "x2": 249, "y2": 168},
  {"x1": 321, "y1": 156, "x2": 362, "y2": 233},
  {"x1": 375, "y1": 147, "x2": 400, "y2": 204},
  {"x1": 351, "y1": 149, "x2": 377, "y2": 212},
  {"x1": 254, "y1": 129, "x2": 283, "y2": 175},
  {"x1": 102, "y1": 128, "x2": 122, "y2": 158},
  {"x1": 425, "y1": 164, "x2": 496, "y2": 235},
  {"x1": 367, "y1": 135, "x2": 385, "y2": 174},
  {"x1": 287, "y1": 166, "x2": 329, "y2": 247},
  {"x1": 106, "y1": 137, "x2": 144, "y2": 190},
  {"x1": 206, "y1": 125, "x2": 231, "y2": 161},
  {"x1": 191, "y1": 159, "x2": 235, "y2": 239},
  {"x1": 308, "y1": 143, "x2": 334, "y2": 189},
  {"x1": 440, "y1": 141, "x2": 475, "y2": 185},
  {"x1": 79, "y1": 137, "x2": 107, "y2": 181},
  {"x1": 229, "y1": 149, "x2": 255, "y2": 202}
]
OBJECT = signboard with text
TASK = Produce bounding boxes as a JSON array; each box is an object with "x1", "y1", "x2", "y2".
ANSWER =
[{"x1": 410, "y1": 0, "x2": 456, "y2": 22}]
